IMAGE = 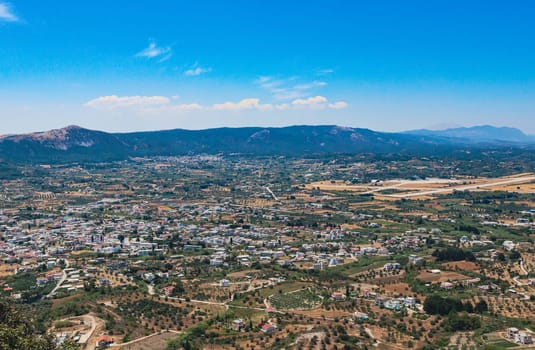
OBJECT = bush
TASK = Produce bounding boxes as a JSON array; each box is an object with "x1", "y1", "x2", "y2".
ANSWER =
[
  {"x1": 423, "y1": 295, "x2": 463, "y2": 315},
  {"x1": 54, "y1": 320, "x2": 75, "y2": 329},
  {"x1": 443, "y1": 313, "x2": 481, "y2": 331},
  {"x1": 432, "y1": 247, "x2": 475, "y2": 262}
]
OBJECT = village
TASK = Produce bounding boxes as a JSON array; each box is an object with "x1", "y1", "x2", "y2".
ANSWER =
[{"x1": 0, "y1": 155, "x2": 535, "y2": 349}]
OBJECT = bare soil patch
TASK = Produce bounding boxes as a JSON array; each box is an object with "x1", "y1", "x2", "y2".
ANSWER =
[
  {"x1": 442, "y1": 260, "x2": 479, "y2": 272},
  {"x1": 416, "y1": 270, "x2": 470, "y2": 283}
]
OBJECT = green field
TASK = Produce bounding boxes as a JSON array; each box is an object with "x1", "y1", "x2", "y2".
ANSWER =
[{"x1": 269, "y1": 287, "x2": 322, "y2": 310}]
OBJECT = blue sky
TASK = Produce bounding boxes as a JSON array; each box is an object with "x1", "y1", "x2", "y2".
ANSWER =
[{"x1": 1, "y1": 1, "x2": 535, "y2": 134}]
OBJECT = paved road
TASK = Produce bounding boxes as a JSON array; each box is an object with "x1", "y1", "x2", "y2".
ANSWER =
[
  {"x1": 266, "y1": 187, "x2": 279, "y2": 201},
  {"x1": 45, "y1": 258, "x2": 70, "y2": 299}
]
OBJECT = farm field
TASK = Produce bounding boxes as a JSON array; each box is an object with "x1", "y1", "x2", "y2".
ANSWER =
[
  {"x1": 306, "y1": 173, "x2": 535, "y2": 200},
  {"x1": 268, "y1": 287, "x2": 323, "y2": 310}
]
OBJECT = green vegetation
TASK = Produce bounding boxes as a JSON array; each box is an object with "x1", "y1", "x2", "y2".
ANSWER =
[
  {"x1": 53, "y1": 320, "x2": 75, "y2": 329},
  {"x1": 432, "y1": 247, "x2": 476, "y2": 262},
  {"x1": 443, "y1": 312, "x2": 481, "y2": 331},
  {"x1": 269, "y1": 287, "x2": 322, "y2": 310},
  {"x1": 0, "y1": 301, "x2": 77, "y2": 350}
]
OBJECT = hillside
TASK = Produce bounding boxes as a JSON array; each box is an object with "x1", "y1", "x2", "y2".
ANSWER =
[{"x1": 0, "y1": 124, "x2": 532, "y2": 163}]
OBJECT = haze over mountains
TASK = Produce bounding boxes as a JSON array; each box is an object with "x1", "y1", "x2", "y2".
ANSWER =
[
  {"x1": 405, "y1": 125, "x2": 535, "y2": 143},
  {"x1": 0, "y1": 124, "x2": 533, "y2": 163}
]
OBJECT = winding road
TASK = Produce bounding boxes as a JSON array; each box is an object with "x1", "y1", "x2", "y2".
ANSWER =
[{"x1": 45, "y1": 258, "x2": 70, "y2": 299}]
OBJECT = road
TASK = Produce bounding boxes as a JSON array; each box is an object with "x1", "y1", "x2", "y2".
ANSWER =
[
  {"x1": 78, "y1": 314, "x2": 99, "y2": 348},
  {"x1": 265, "y1": 187, "x2": 279, "y2": 201},
  {"x1": 520, "y1": 259, "x2": 529, "y2": 276},
  {"x1": 45, "y1": 258, "x2": 70, "y2": 299},
  {"x1": 112, "y1": 330, "x2": 181, "y2": 347},
  {"x1": 52, "y1": 313, "x2": 100, "y2": 350}
]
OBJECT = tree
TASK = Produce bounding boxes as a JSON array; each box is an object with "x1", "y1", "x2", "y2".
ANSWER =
[
  {"x1": 443, "y1": 313, "x2": 481, "y2": 331},
  {"x1": 474, "y1": 300, "x2": 488, "y2": 314},
  {"x1": 0, "y1": 301, "x2": 77, "y2": 350},
  {"x1": 432, "y1": 247, "x2": 475, "y2": 262},
  {"x1": 509, "y1": 251, "x2": 521, "y2": 260},
  {"x1": 464, "y1": 301, "x2": 474, "y2": 313},
  {"x1": 423, "y1": 295, "x2": 463, "y2": 315}
]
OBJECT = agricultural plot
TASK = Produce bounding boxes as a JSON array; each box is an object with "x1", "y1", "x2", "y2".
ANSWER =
[{"x1": 268, "y1": 287, "x2": 323, "y2": 310}]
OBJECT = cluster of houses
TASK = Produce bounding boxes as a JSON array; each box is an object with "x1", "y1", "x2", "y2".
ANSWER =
[
  {"x1": 230, "y1": 318, "x2": 277, "y2": 333},
  {"x1": 507, "y1": 327, "x2": 533, "y2": 345}
]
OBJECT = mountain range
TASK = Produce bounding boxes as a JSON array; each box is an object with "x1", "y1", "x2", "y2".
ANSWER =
[
  {"x1": 0, "y1": 124, "x2": 533, "y2": 163},
  {"x1": 405, "y1": 125, "x2": 535, "y2": 143}
]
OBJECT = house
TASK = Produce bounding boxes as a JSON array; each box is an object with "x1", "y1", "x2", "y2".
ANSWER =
[
  {"x1": 143, "y1": 272, "x2": 155, "y2": 282},
  {"x1": 162, "y1": 286, "x2": 175, "y2": 296},
  {"x1": 408, "y1": 255, "x2": 425, "y2": 266},
  {"x1": 259, "y1": 323, "x2": 277, "y2": 333},
  {"x1": 503, "y1": 241, "x2": 516, "y2": 251},
  {"x1": 219, "y1": 279, "x2": 230, "y2": 287},
  {"x1": 440, "y1": 281, "x2": 455, "y2": 290},
  {"x1": 384, "y1": 299, "x2": 402, "y2": 311},
  {"x1": 516, "y1": 218, "x2": 530, "y2": 226},
  {"x1": 375, "y1": 296, "x2": 387, "y2": 307},
  {"x1": 383, "y1": 263, "x2": 401, "y2": 271},
  {"x1": 328, "y1": 258, "x2": 339, "y2": 267},
  {"x1": 507, "y1": 327, "x2": 519, "y2": 339},
  {"x1": 331, "y1": 291, "x2": 345, "y2": 301},
  {"x1": 515, "y1": 332, "x2": 533, "y2": 345},
  {"x1": 36, "y1": 277, "x2": 48, "y2": 287},
  {"x1": 97, "y1": 335, "x2": 114, "y2": 347},
  {"x1": 353, "y1": 311, "x2": 369, "y2": 321},
  {"x1": 313, "y1": 261, "x2": 326, "y2": 270},
  {"x1": 99, "y1": 278, "x2": 110, "y2": 287},
  {"x1": 232, "y1": 319, "x2": 245, "y2": 331},
  {"x1": 404, "y1": 297, "x2": 416, "y2": 308},
  {"x1": 465, "y1": 278, "x2": 480, "y2": 286},
  {"x1": 210, "y1": 258, "x2": 223, "y2": 266},
  {"x1": 183, "y1": 244, "x2": 203, "y2": 251}
]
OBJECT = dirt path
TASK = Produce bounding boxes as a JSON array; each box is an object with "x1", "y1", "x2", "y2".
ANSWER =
[{"x1": 112, "y1": 330, "x2": 181, "y2": 347}]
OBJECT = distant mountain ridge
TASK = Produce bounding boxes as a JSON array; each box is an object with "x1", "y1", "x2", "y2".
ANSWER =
[
  {"x1": 405, "y1": 125, "x2": 535, "y2": 143},
  {"x1": 0, "y1": 124, "x2": 533, "y2": 163}
]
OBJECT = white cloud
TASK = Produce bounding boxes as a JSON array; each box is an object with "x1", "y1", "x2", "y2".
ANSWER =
[
  {"x1": 0, "y1": 2, "x2": 18, "y2": 22},
  {"x1": 315, "y1": 68, "x2": 334, "y2": 76},
  {"x1": 328, "y1": 101, "x2": 349, "y2": 109},
  {"x1": 291, "y1": 96, "x2": 348, "y2": 110},
  {"x1": 213, "y1": 98, "x2": 274, "y2": 112},
  {"x1": 135, "y1": 40, "x2": 172, "y2": 60},
  {"x1": 84, "y1": 95, "x2": 170, "y2": 110},
  {"x1": 169, "y1": 103, "x2": 204, "y2": 111},
  {"x1": 84, "y1": 95, "x2": 347, "y2": 113},
  {"x1": 255, "y1": 76, "x2": 271, "y2": 84},
  {"x1": 184, "y1": 62, "x2": 212, "y2": 76},
  {"x1": 293, "y1": 81, "x2": 327, "y2": 90},
  {"x1": 292, "y1": 96, "x2": 328, "y2": 109},
  {"x1": 255, "y1": 76, "x2": 327, "y2": 100}
]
